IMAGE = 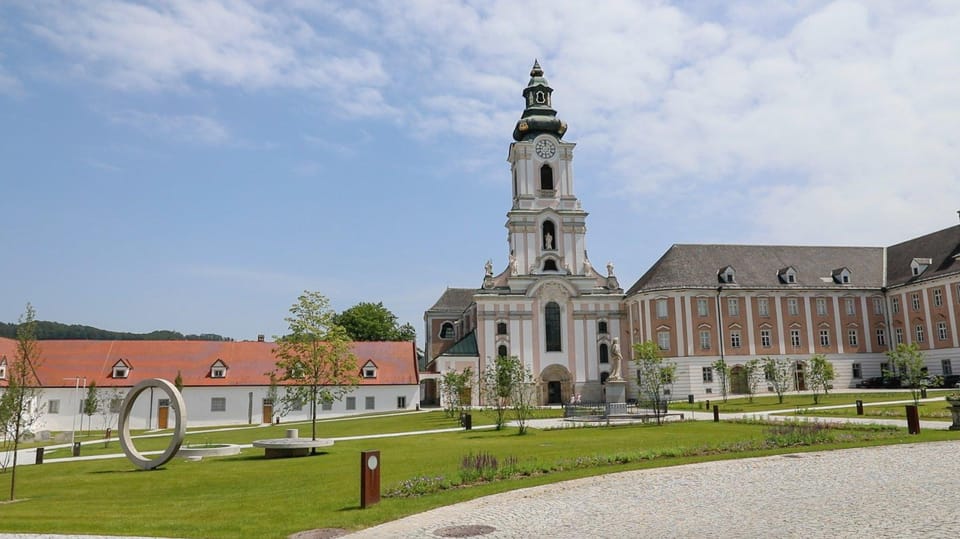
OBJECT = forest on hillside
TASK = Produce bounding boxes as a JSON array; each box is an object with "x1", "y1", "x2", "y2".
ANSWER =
[{"x1": 0, "y1": 321, "x2": 231, "y2": 341}]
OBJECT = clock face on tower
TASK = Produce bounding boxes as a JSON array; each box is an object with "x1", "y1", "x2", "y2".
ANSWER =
[{"x1": 535, "y1": 138, "x2": 556, "y2": 159}]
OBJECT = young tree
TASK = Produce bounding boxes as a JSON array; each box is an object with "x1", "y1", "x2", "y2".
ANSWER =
[
  {"x1": 762, "y1": 356, "x2": 793, "y2": 404},
  {"x1": 271, "y1": 291, "x2": 360, "y2": 449},
  {"x1": 439, "y1": 368, "x2": 472, "y2": 420},
  {"x1": 806, "y1": 354, "x2": 835, "y2": 404},
  {"x1": 1, "y1": 304, "x2": 43, "y2": 500},
  {"x1": 82, "y1": 380, "x2": 100, "y2": 435},
  {"x1": 711, "y1": 358, "x2": 731, "y2": 403},
  {"x1": 480, "y1": 357, "x2": 513, "y2": 430},
  {"x1": 743, "y1": 358, "x2": 762, "y2": 403},
  {"x1": 174, "y1": 370, "x2": 184, "y2": 393},
  {"x1": 886, "y1": 343, "x2": 936, "y2": 406},
  {"x1": 504, "y1": 357, "x2": 537, "y2": 435},
  {"x1": 633, "y1": 341, "x2": 677, "y2": 425},
  {"x1": 333, "y1": 302, "x2": 416, "y2": 342}
]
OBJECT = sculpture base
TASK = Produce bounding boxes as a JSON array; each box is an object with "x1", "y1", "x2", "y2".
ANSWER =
[{"x1": 605, "y1": 380, "x2": 626, "y2": 404}]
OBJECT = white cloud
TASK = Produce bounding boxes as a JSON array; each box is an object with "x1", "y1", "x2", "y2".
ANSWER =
[{"x1": 110, "y1": 109, "x2": 229, "y2": 144}]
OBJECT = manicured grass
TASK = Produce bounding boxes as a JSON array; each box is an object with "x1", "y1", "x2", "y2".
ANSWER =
[
  {"x1": 2, "y1": 417, "x2": 957, "y2": 538},
  {"x1": 670, "y1": 390, "x2": 954, "y2": 413},
  {"x1": 791, "y1": 400, "x2": 955, "y2": 421}
]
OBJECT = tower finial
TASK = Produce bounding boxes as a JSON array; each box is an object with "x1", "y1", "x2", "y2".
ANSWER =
[{"x1": 531, "y1": 59, "x2": 543, "y2": 77}]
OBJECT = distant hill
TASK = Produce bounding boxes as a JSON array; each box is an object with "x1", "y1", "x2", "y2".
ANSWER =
[{"x1": 0, "y1": 321, "x2": 233, "y2": 341}]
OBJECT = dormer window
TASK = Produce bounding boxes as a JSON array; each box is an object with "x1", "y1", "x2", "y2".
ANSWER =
[
  {"x1": 911, "y1": 258, "x2": 932, "y2": 277},
  {"x1": 719, "y1": 266, "x2": 736, "y2": 284},
  {"x1": 361, "y1": 360, "x2": 378, "y2": 379},
  {"x1": 210, "y1": 359, "x2": 228, "y2": 379},
  {"x1": 0, "y1": 357, "x2": 6, "y2": 380},
  {"x1": 832, "y1": 267, "x2": 851, "y2": 284},
  {"x1": 778, "y1": 266, "x2": 798, "y2": 284},
  {"x1": 111, "y1": 359, "x2": 131, "y2": 379}
]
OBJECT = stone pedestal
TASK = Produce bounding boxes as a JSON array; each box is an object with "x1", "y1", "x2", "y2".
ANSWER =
[
  {"x1": 605, "y1": 379, "x2": 626, "y2": 404},
  {"x1": 947, "y1": 399, "x2": 960, "y2": 431}
]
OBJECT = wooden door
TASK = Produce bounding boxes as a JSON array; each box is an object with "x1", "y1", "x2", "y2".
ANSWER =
[
  {"x1": 158, "y1": 405, "x2": 169, "y2": 429},
  {"x1": 262, "y1": 403, "x2": 273, "y2": 424}
]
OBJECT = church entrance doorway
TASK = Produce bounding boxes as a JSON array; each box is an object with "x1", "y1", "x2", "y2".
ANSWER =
[
  {"x1": 539, "y1": 364, "x2": 572, "y2": 405},
  {"x1": 547, "y1": 381, "x2": 562, "y2": 404}
]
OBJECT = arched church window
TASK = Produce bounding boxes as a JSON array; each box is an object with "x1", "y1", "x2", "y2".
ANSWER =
[
  {"x1": 543, "y1": 259, "x2": 558, "y2": 272},
  {"x1": 439, "y1": 322, "x2": 455, "y2": 339},
  {"x1": 599, "y1": 343, "x2": 609, "y2": 364},
  {"x1": 497, "y1": 322, "x2": 508, "y2": 335},
  {"x1": 542, "y1": 220, "x2": 556, "y2": 250},
  {"x1": 545, "y1": 301, "x2": 562, "y2": 352},
  {"x1": 498, "y1": 344, "x2": 508, "y2": 358},
  {"x1": 540, "y1": 164, "x2": 554, "y2": 190},
  {"x1": 598, "y1": 321, "x2": 608, "y2": 334}
]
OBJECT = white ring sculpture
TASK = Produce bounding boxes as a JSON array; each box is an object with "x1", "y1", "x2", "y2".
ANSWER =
[{"x1": 119, "y1": 378, "x2": 187, "y2": 470}]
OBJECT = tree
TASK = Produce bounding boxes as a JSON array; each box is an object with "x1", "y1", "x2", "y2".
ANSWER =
[
  {"x1": 271, "y1": 291, "x2": 360, "y2": 450},
  {"x1": 503, "y1": 357, "x2": 537, "y2": 435},
  {"x1": 82, "y1": 381, "x2": 100, "y2": 435},
  {"x1": 743, "y1": 358, "x2": 762, "y2": 403},
  {"x1": 762, "y1": 356, "x2": 793, "y2": 404},
  {"x1": 480, "y1": 357, "x2": 512, "y2": 430},
  {"x1": 174, "y1": 370, "x2": 184, "y2": 393},
  {"x1": 439, "y1": 368, "x2": 472, "y2": 420},
  {"x1": 806, "y1": 354, "x2": 835, "y2": 404},
  {"x1": 711, "y1": 358, "x2": 731, "y2": 403},
  {"x1": 0, "y1": 304, "x2": 43, "y2": 500},
  {"x1": 887, "y1": 343, "x2": 937, "y2": 406},
  {"x1": 633, "y1": 341, "x2": 677, "y2": 425},
  {"x1": 334, "y1": 302, "x2": 416, "y2": 342}
]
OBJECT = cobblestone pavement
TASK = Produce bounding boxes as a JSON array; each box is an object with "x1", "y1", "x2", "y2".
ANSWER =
[{"x1": 346, "y1": 441, "x2": 960, "y2": 538}]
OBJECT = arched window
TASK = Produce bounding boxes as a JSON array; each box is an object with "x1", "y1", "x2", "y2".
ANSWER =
[
  {"x1": 542, "y1": 220, "x2": 556, "y2": 250},
  {"x1": 497, "y1": 322, "x2": 508, "y2": 335},
  {"x1": 498, "y1": 344, "x2": 508, "y2": 358},
  {"x1": 545, "y1": 301, "x2": 562, "y2": 352},
  {"x1": 540, "y1": 164, "x2": 554, "y2": 190},
  {"x1": 599, "y1": 343, "x2": 609, "y2": 364},
  {"x1": 542, "y1": 259, "x2": 558, "y2": 272},
  {"x1": 536, "y1": 90, "x2": 545, "y2": 103},
  {"x1": 598, "y1": 321, "x2": 608, "y2": 334},
  {"x1": 439, "y1": 322, "x2": 455, "y2": 339}
]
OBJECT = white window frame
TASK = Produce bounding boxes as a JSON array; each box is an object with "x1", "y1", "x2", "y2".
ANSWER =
[
  {"x1": 657, "y1": 330, "x2": 671, "y2": 351},
  {"x1": 848, "y1": 329, "x2": 858, "y2": 347},
  {"x1": 702, "y1": 367, "x2": 713, "y2": 383},
  {"x1": 656, "y1": 299, "x2": 668, "y2": 319},
  {"x1": 210, "y1": 397, "x2": 227, "y2": 412},
  {"x1": 790, "y1": 329, "x2": 801, "y2": 348},
  {"x1": 852, "y1": 363, "x2": 862, "y2": 379},
  {"x1": 934, "y1": 288, "x2": 943, "y2": 307},
  {"x1": 728, "y1": 298, "x2": 740, "y2": 317},
  {"x1": 211, "y1": 366, "x2": 226, "y2": 378},
  {"x1": 112, "y1": 366, "x2": 129, "y2": 379},
  {"x1": 892, "y1": 297, "x2": 900, "y2": 314},
  {"x1": 938, "y1": 321, "x2": 948, "y2": 341},
  {"x1": 346, "y1": 397, "x2": 356, "y2": 410},
  {"x1": 730, "y1": 330, "x2": 742, "y2": 349},
  {"x1": 365, "y1": 396, "x2": 375, "y2": 410},
  {"x1": 873, "y1": 298, "x2": 883, "y2": 315},
  {"x1": 397, "y1": 396, "x2": 407, "y2": 409},
  {"x1": 48, "y1": 399, "x2": 60, "y2": 414},
  {"x1": 895, "y1": 327, "x2": 904, "y2": 344},
  {"x1": 876, "y1": 328, "x2": 887, "y2": 346},
  {"x1": 757, "y1": 298, "x2": 769, "y2": 317},
  {"x1": 943, "y1": 359, "x2": 953, "y2": 376},
  {"x1": 699, "y1": 330, "x2": 711, "y2": 350},
  {"x1": 816, "y1": 298, "x2": 827, "y2": 316},
  {"x1": 788, "y1": 298, "x2": 799, "y2": 316},
  {"x1": 760, "y1": 328, "x2": 771, "y2": 348},
  {"x1": 845, "y1": 298, "x2": 855, "y2": 316},
  {"x1": 912, "y1": 293, "x2": 921, "y2": 311},
  {"x1": 819, "y1": 329, "x2": 830, "y2": 347},
  {"x1": 916, "y1": 324, "x2": 925, "y2": 343},
  {"x1": 697, "y1": 298, "x2": 709, "y2": 317}
]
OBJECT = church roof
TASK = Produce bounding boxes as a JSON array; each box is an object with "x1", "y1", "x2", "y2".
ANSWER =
[
  {"x1": 627, "y1": 244, "x2": 884, "y2": 295},
  {"x1": 886, "y1": 224, "x2": 960, "y2": 286},
  {"x1": 426, "y1": 287, "x2": 476, "y2": 313},
  {"x1": 439, "y1": 331, "x2": 478, "y2": 357}
]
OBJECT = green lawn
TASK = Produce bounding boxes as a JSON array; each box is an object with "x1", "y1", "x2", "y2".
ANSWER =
[
  {"x1": 790, "y1": 401, "x2": 955, "y2": 421},
  {"x1": 670, "y1": 390, "x2": 954, "y2": 413},
  {"x1": 1, "y1": 415, "x2": 957, "y2": 538}
]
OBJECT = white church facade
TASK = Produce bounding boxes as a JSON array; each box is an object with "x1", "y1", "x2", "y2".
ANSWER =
[{"x1": 424, "y1": 61, "x2": 960, "y2": 405}]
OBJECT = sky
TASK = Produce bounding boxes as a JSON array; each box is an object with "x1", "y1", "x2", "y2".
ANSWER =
[{"x1": 2, "y1": 1, "x2": 960, "y2": 345}]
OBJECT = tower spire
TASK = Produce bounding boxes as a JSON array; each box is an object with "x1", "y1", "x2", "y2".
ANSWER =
[{"x1": 513, "y1": 60, "x2": 567, "y2": 141}]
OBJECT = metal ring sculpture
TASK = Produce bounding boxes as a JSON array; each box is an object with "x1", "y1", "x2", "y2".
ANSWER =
[{"x1": 119, "y1": 378, "x2": 187, "y2": 470}]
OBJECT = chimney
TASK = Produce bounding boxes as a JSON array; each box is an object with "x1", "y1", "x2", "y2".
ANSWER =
[{"x1": 257, "y1": 334, "x2": 265, "y2": 342}]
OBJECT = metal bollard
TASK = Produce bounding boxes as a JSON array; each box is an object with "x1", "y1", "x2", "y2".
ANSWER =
[
  {"x1": 856, "y1": 400, "x2": 864, "y2": 415},
  {"x1": 35, "y1": 447, "x2": 44, "y2": 465},
  {"x1": 713, "y1": 405, "x2": 720, "y2": 422},
  {"x1": 906, "y1": 405, "x2": 921, "y2": 434},
  {"x1": 72, "y1": 442, "x2": 81, "y2": 457}
]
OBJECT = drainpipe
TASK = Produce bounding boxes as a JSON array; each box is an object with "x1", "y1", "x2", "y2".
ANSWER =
[
  {"x1": 882, "y1": 286, "x2": 894, "y2": 377},
  {"x1": 716, "y1": 286, "x2": 726, "y2": 394}
]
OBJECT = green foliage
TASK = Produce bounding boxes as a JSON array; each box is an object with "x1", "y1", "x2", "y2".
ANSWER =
[
  {"x1": 886, "y1": 342, "x2": 934, "y2": 406},
  {"x1": 0, "y1": 321, "x2": 230, "y2": 341},
  {"x1": 711, "y1": 357, "x2": 731, "y2": 403},
  {"x1": 3, "y1": 303, "x2": 44, "y2": 500},
  {"x1": 480, "y1": 355, "x2": 534, "y2": 432},
  {"x1": 762, "y1": 356, "x2": 794, "y2": 404},
  {"x1": 743, "y1": 358, "x2": 762, "y2": 403},
  {"x1": 440, "y1": 368, "x2": 473, "y2": 419},
  {"x1": 173, "y1": 371, "x2": 183, "y2": 392},
  {"x1": 765, "y1": 420, "x2": 834, "y2": 446},
  {"x1": 271, "y1": 291, "x2": 360, "y2": 443},
  {"x1": 82, "y1": 381, "x2": 100, "y2": 434},
  {"x1": 333, "y1": 302, "x2": 416, "y2": 342},
  {"x1": 633, "y1": 341, "x2": 677, "y2": 424},
  {"x1": 806, "y1": 354, "x2": 835, "y2": 404}
]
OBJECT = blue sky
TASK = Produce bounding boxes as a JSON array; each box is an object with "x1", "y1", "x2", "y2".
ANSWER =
[{"x1": 2, "y1": 1, "x2": 960, "y2": 344}]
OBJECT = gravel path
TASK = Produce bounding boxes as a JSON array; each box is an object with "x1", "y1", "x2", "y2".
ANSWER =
[{"x1": 346, "y1": 441, "x2": 960, "y2": 538}]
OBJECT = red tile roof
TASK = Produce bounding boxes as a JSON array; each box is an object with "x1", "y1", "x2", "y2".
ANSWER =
[{"x1": 0, "y1": 337, "x2": 418, "y2": 388}]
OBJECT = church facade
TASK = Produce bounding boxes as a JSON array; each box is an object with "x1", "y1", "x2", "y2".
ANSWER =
[{"x1": 424, "y1": 62, "x2": 960, "y2": 405}]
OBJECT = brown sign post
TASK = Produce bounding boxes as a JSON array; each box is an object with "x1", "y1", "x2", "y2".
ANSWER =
[{"x1": 360, "y1": 450, "x2": 381, "y2": 508}]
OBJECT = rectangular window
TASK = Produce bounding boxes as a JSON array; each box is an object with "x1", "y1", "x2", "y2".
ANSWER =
[
  {"x1": 845, "y1": 298, "x2": 855, "y2": 316},
  {"x1": 730, "y1": 331, "x2": 741, "y2": 348},
  {"x1": 656, "y1": 299, "x2": 668, "y2": 319},
  {"x1": 788, "y1": 298, "x2": 799, "y2": 316},
  {"x1": 892, "y1": 297, "x2": 900, "y2": 314},
  {"x1": 291, "y1": 400, "x2": 304, "y2": 412},
  {"x1": 943, "y1": 359, "x2": 954, "y2": 376},
  {"x1": 757, "y1": 298, "x2": 769, "y2": 317},
  {"x1": 819, "y1": 329, "x2": 830, "y2": 347},
  {"x1": 877, "y1": 328, "x2": 887, "y2": 346},
  {"x1": 760, "y1": 329, "x2": 771, "y2": 348},
  {"x1": 365, "y1": 396, "x2": 375, "y2": 410},
  {"x1": 816, "y1": 298, "x2": 827, "y2": 316},
  {"x1": 210, "y1": 397, "x2": 226, "y2": 412},
  {"x1": 938, "y1": 321, "x2": 948, "y2": 341},
  {"x1": 48, "y1": 399, "x2": 60, "y2": 414},
  {"x1": 895, "y1": 327, "x2": 904, "y2": 344},
  {"x1": 0, "y1": 365, "x2": 5, "y2": 380},
  {"x1": 916, "y1": 324, "x2": 925, "y2": 343},
  {"x1": 912, "y1": 293, "x2": 921, "y2": 311},
  {"x1": 728, "y1": 298, "x2": 739, "y2": 317},
  {"x1": 873, "y1": 298, "x2": 883, "y2": 315},
  {"x1": 934, "y1": 288, "x2": 943, "y2": 307},
  {"x1": 321, "y1": 401, "x2": 333, "y2": 411},
  {"x1": 397, "y1": 396, "x2": 407, "y2": 409},
  {"x1": 657, "y1": 330, "x2": 670, "y2": 351},
  {"x1": 848, "y1": 329, "x2": 858, "y2": 347},
  {"x1": 699, "y1": 330, "x2": 711, "y2": 350},
  {"x1": 109, "y1": 398, "x2": 122, "y2": 414},
  {"x1": 702, "y1": 367, "x2": 713, "y2": 383},
  {"x1": 790, "y1": 329, "x2": 801, "y2": 348},
  {"x1": 852, "y1": 363, "x2": 862, "y2": 379},
  {"x1": 697, "y1": 298, "x2": 709, "y2": 317},
  {"x1": 346, "y1": 396, "x2": 356, "y2": 410}
]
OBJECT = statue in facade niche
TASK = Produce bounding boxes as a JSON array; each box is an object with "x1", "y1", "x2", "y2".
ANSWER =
[
  {"x1": 509, "y1": 255, "x2": 518, "y2": 275},
  {"x1": 485, "y1": 259, "x2": 493, "y2": 276},
  {"x1": 608, "y1": 337, "x2": 623, "y2": 381},
  {"x1": 544, "y1": 232, "x2": 554, "y2": 250}
]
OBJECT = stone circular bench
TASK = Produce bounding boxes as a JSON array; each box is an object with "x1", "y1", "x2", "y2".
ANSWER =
[
  {"x1": 252, "y1": 429, "x2": 334, "y2": 458},
  {"x1": 178, "y1": 444, "x2": 243, "y2": 459}
]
